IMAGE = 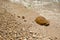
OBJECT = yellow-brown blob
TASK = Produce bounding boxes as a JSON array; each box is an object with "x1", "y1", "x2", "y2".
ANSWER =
[{"x1": 35, "y1": 16, "x2": 49, "y2": 26}]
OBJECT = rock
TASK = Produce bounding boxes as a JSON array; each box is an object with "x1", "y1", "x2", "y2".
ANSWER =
[{"x1": 35, "y1": 16, "x2": 49, "y2": 26}]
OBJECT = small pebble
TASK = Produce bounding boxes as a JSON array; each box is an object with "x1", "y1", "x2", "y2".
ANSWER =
[
  {"x1": 22, "y1": 16, "x2": 25, "y2": 19},
  {"x1": 33, "y1": 34, "x2": 37, "y2": 38},
  {"x1": 49, "y1": 38, "x2": 53, "y2": 40},
  {"x1": 24, "y1": 20, "x2": 27, "y2": 22},
  {"x1": 17, "y1": 16, "x2": 20, "y2": 18},
  {"x1": 24, "y1": 38, "x2": 27, "y2": 40},
  {"x1": 55, "y1": 37, "x2": 58, "y2": 39}
]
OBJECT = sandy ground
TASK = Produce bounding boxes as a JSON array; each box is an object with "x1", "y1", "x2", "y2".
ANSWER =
[
  {"x1": 0, "y1": 0, "x2": 60, "y2": 40},
  {"x1": 31, "y1": 2, "x2": 60, "y2": 40}
]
